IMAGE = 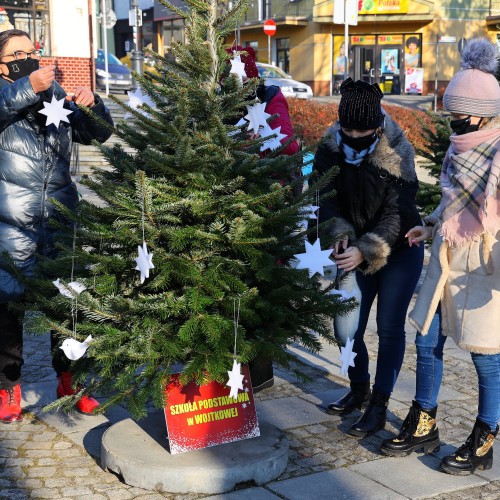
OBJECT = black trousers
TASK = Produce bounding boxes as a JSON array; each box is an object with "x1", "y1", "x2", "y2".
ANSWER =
[{"x1": 0, "y1": 303, "x2": 70, "y2": 390}]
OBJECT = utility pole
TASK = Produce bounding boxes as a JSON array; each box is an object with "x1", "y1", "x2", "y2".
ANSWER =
[
  {"x1": 129, "y1": 0, "x2": 144, "y2": 90},
  {"x1": 101, "y1": 0, "x2": 109, "y2": 96}
]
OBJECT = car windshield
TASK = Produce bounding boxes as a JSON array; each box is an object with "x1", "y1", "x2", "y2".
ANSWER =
[
  {"x1": 96, "y1": 51, "x2": 123, "y2": 66},
  {"x1": 258, "y1": 65, "x2": 289, "y2": 79}
]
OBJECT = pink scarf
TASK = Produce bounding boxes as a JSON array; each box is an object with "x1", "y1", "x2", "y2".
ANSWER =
[{"x1": 439, "y1": 128, "x2": 500, "y2": 247}]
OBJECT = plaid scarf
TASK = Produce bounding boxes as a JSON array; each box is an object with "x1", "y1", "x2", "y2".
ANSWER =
[{"x1": 439, "y1": 129, "x2": 500, "y2": 247}]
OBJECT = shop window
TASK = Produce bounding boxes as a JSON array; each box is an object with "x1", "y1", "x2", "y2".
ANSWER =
[
  {"x1": 163, "y1": 18, "x2": 185, "y2": 57},
  {"x1": 276, "y1": 38, "x2": 289, "y2": 73},
  {"x1": 0, "y1": 1, "x2": 50, "y2": 55}
]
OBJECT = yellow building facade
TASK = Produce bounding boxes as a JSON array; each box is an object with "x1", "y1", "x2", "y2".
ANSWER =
[{"x1": 233, "y1": 0, "x2": 499, "y2": 96}]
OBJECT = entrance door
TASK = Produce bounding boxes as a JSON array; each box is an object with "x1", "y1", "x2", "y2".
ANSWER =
[
  {"x1": 379, "y1": 45, "x2": 402, "y2": 94},
  {"x1": 351, "y1": 44, "x2": 402, "y2": 93},
  {"x1": 353, "y1": 46, "x2": 378, "y2": 84}
]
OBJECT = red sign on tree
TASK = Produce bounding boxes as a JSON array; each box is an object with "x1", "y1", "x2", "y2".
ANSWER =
[
  {"x1": 164, "y1": 365, "x2": 260, "y2": 454},
  {"x1": 263, "y1": 19, "x2": 277, "y2": 36}
]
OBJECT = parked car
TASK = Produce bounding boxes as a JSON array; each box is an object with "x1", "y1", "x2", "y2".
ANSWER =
[
  {"x1": 95, "y1": 49, "x2": 132, "y2": 93},
  {"x1": 256, "y1": 63, "x2": 313, "y2": 99}
]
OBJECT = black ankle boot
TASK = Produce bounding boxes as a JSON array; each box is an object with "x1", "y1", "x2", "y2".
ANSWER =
[
  {"x1": 326, "y1": 381, "x2": 371, "y2": 416},
  {"x1": 349, "y1": 389, "x2": 388, "y2": 437},
  {"x1": 380, "y1": 400, "x2": 440, "y2": 456},
  {"x1": 440, "y1": 419, "x2": 498, "y2": 476}
]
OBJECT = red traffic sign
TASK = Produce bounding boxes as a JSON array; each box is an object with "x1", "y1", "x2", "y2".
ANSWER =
[{"x1": 263, "y1": 19, "x2": 277, "y2": 36}]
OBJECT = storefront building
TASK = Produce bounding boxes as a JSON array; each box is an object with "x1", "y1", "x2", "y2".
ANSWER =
[
  {"x1": 0, "y1": 0, "x2": 97, "y2": 91},
  {"x1": 147, "y1": 0, "x2": 499, "y2": 97},
  {"x1": 239, "y1": 0, "x2": 498, "y2": 96}
]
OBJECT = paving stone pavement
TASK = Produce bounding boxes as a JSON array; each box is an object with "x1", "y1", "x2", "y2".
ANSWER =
[
  {"x1": 2, "y1": 183, "x2": 498, "y2": 496},
  {"x1": 2, "y1": 296, "x2": 500, "y2": 499}
]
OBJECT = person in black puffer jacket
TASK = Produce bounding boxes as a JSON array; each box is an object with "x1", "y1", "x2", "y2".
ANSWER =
[
  {"x1": 315, "y1": 78, "x2": 423, "y2": 437},
  {"x1": 0, "y1": 29, "x2": 114, "y2": 423}
]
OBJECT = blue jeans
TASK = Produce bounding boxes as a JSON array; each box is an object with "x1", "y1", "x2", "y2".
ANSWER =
[
  {"x1": 415, "y1": 309, "x2": 500, "y2": 429},
  {"x1": 334, "y1": 242, "x2": 423, "y2": 396}
]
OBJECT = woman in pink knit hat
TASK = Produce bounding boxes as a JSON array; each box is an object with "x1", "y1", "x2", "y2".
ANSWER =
[{"x1": 381, "y1": 38, "x2": 500, "y2": 476}]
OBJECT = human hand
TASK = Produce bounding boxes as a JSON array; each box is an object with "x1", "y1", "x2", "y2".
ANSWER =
[
  {"x1": 29, "y1": 65, "x2": 55, "y2": 93},
  {"x1": 66, "y1": 87, "x2": 95, "y2": 107},
  {"x1": 333, "y1": 237, "x2": 348, "y2": 254},
  {"x1": 247, "y1": 131, "x2": 260, "y2": 140},
  {"x1": 406, "y1": 225, "x2": 433, "y2": 247},
  {"x1": 334, "y1": 245, "x2": 364, "y2": 272}
]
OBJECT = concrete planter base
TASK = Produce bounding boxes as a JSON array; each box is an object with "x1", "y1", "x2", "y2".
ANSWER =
[{"x1": 101, "y1": 412, "x2": 288, "y2": 494}]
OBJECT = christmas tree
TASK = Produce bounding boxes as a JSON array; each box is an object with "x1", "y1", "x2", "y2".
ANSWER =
[
  {"x1": 415, "y1": 112, "x2": 450, "y2": 215},
  {"x1": 22, "y1": 0, "x2": 353, "y2": 419}
]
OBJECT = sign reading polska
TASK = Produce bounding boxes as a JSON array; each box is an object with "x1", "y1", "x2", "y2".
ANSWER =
[
  {"x1": 164, "y1": 365, "x2": 260, "y2": 454},
  {"x1": 263, "y1": 19, "x2": 277, "y2": 36}
]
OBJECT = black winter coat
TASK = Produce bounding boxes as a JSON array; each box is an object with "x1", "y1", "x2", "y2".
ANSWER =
[
  {"x1": 0, "y1": 77, "x2": 113, "y2": 302},
  {"x1": 313, "y1": 115, "x2": 421, "y2": 274}
]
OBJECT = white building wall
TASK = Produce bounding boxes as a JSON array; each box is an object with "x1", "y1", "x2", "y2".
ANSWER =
[{"x1": 49, "y1": 0, "x2": 91, "y2": 58}]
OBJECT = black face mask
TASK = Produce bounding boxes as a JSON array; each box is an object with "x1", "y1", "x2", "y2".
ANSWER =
[
  {"x1": 340, "y1": 129, "x2": 378, "y2": 152},
  {"x1": 3, "y1": 58, "x2": 39, "y2": 81},
  {"x1": 449, "y1": 116, "x2": 482, "y2": 135}
]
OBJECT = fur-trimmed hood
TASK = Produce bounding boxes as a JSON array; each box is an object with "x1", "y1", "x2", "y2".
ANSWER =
[{"x1": 320, "y1": 113, "x2": 417, "y2": 182}]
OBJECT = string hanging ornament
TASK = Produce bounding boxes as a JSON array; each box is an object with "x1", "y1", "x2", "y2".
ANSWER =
[
  {"x1": 53, "y1": 223, "x2": 93, "y2": 361},
  {"x1": 226, "y1": 297, "x2": 244, "y2": 400},
  {"x1": 134, "y1": 175, "x2": 154, "y2": 283},
  {"x1": 293, "y1": 190, "x2": 334, "y2": 277}
]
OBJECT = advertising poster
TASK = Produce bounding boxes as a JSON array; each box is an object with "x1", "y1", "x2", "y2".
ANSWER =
[
  {"x1": 333, "y1": 37, "x2": 347, "y2": 75},
  {"x1": 405, "y1": 67, "x2": 424, "y2": 94},
  {"x1": 381, "y1": 48, "x2": 399, "y2": 74},
  {"x1": 164, "y1": 365, "x2": 260, "y2": 454},
  {"x1": 405, "y1": 35, "x2": 421, "y2": 68}
]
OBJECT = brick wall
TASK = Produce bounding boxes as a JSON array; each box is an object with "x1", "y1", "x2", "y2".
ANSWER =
[{"x1": 41, "y1": 57, "x2": 94, "y2": 93}]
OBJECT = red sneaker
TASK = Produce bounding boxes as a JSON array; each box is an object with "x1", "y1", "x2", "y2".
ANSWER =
[
  {"x1": 56, "y1": 371, "x2": 100, "y2": 415},
  {"x1": 0, "y1": 384, "x2": 23, "y2": 423}
]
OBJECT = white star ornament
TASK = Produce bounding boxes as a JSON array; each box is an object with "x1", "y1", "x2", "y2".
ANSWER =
[
  {"x1": 38, "y1": 95, "x2": 73, "y2": 128},
  {"x1": 135, "y1": 241, "x2": 154, "y2": 284},
  {"x1": 229, "y1": 55, "x2": 247, "y2": 82},
  {"x1": 339, "y1": 337, "x2": 357, "y2": 376},
  {"x1": 226, "y1": 359, "x2": 244, "y2": 400},
  {"x1": 260, "y1": 124, "x2": 288, "y2": 152},
  {"x1": 293, "y1": 238, "x2": 334, "y2": 278},
  {"x1": 244, "y1": 102, "x2": 271, "y2": 134},
  {"x1": 60, "y1": 335, "x2": 93, "y2": 361},
  {"x1": 301, "y1": 205, "x2": 320, "y2": 220},
  {"x1": 124, "y1": 87, "x2": 156, "y2": 119}
]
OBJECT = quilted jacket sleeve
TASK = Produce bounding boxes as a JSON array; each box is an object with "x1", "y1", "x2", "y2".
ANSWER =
[
  {"x1": 67, "y1": 92, "x2": 114, "y2": 145},
  {"x1": 0, "y1": 77, "x2": 40, "y2": 131}
]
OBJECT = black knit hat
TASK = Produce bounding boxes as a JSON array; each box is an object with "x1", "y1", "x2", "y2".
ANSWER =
[{"x1": 338, "y1": 78, "x2": 384, "y2": 130}]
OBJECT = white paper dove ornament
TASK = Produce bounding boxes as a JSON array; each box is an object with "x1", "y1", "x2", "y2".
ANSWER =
[
  {"x1": 53, "y1": 278, "x2": 73, "y2": 299},
  {"x1": 60, "y1": 335, "x2": 93, "y2": 361},
  {"x1": 53, "y1": 279, "x2": 86, "y2": 298}
]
